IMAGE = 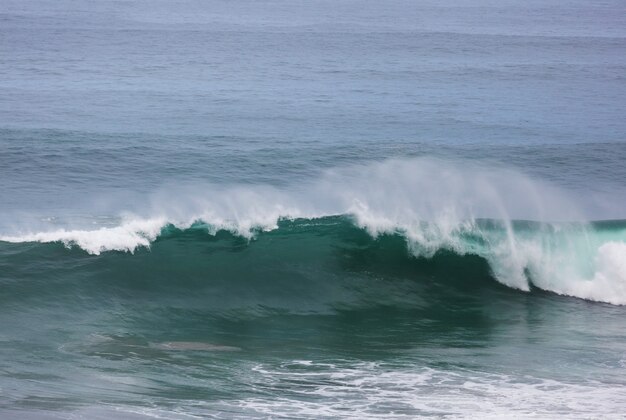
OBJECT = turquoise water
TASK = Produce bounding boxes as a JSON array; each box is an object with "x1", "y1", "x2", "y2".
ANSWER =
[{"x1": 1, "y1": 1, "x2": 626, "y2": 418}]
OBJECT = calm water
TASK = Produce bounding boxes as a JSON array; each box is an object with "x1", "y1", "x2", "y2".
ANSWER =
[{"x1": 1, "y1": 1, "x2": 625, "y2": 418}]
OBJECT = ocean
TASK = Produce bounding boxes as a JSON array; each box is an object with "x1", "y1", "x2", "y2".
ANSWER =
[{"x1": 1, "y1": 0, "x2": 625, "y2": 418}]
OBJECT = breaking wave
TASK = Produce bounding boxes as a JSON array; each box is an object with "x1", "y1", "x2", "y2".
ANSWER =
[{"x1": 1, "y1": 158, "x2": 625, "y2": 305}]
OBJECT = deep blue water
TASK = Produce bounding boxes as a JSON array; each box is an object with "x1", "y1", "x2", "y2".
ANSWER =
[{"x1": 1, "y1": 1, "x2": 625, "y2": 418}]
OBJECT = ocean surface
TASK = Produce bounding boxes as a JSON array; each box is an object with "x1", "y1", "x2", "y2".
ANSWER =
[{"x1": 1, "y1": 0, "x2": 626, "y2": 418}]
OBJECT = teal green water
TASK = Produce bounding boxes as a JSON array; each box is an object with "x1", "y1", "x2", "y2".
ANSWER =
[{"x1": 1, "y1": 0, "x2": 626, "y2": 417}]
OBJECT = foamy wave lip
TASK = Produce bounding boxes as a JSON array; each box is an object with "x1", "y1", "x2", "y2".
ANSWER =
[
  {"x1": 0, "y1": 213, "x2": 291, "y2": 255},
  {"x1": 0, "y1": 218, "x2": 168, "y2": 255},
  {"x1": 193, "y1": 203, "x2": 302, "y2": 238},
  {"x1": 559, "y1": 241, "x2": 626, "y2": 305}
]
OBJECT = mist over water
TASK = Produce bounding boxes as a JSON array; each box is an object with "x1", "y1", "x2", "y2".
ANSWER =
[{"x1": 1, "y1": 0, "x2": 626, "y2": 418}]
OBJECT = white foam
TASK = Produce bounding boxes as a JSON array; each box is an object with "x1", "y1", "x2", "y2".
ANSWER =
[
  {"x1": 228, "y1": 361, "x2": 626, "y2": 419},
  {"x1": 0, "y1": 218, "x2": 167, "y2": 255},
  {"x1": 557, "y1": 241, "x2": 626, "y2": 305}
]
